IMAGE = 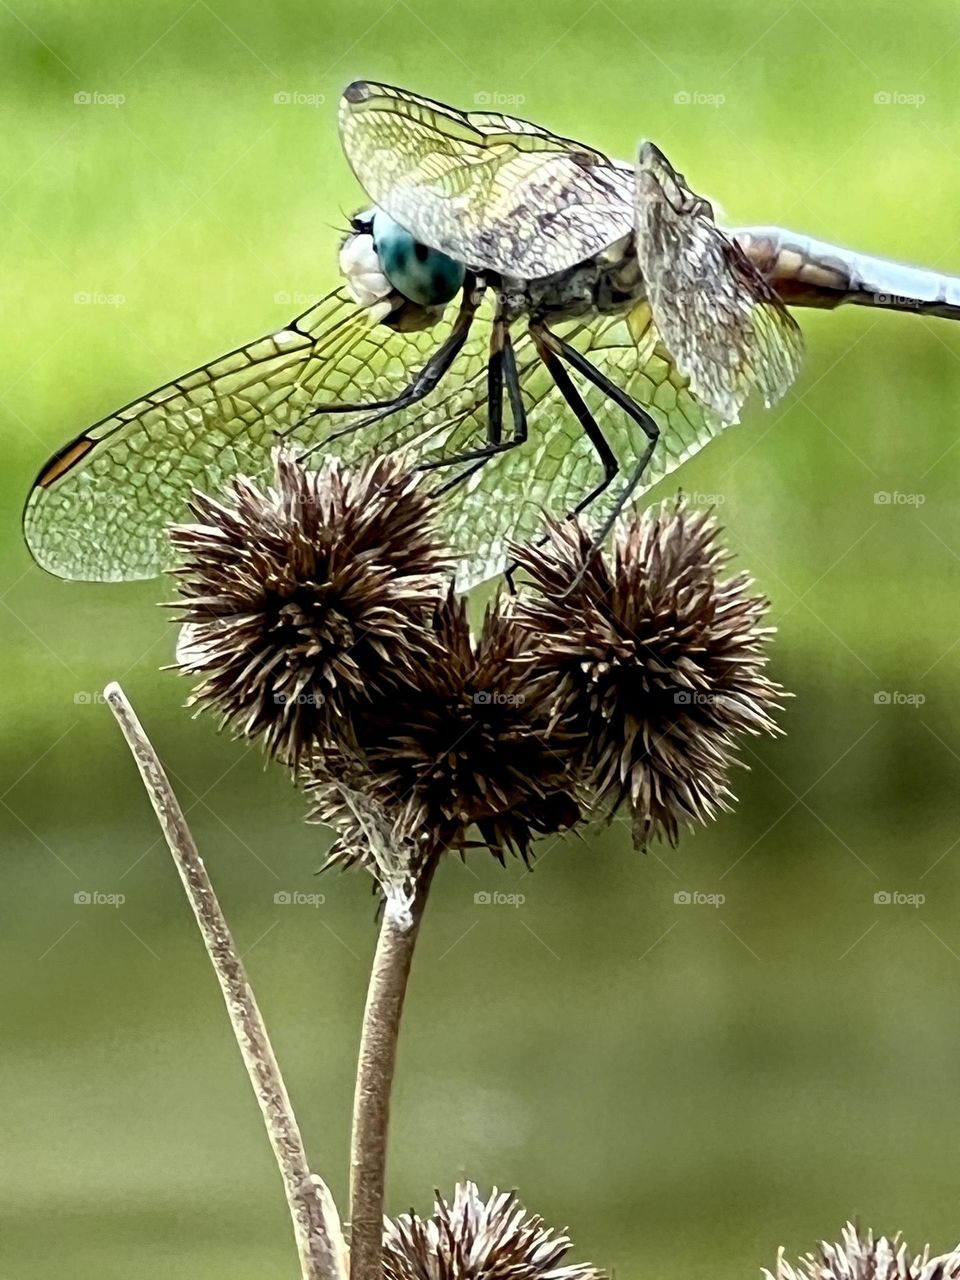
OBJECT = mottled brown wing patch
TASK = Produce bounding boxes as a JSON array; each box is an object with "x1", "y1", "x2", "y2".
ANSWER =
[
  {"x1": 339, "y1": 80, "x2": 634, "y2": 278},
  {"x1": 635, "y1": 141, "x2": 803, "y2": 424}
]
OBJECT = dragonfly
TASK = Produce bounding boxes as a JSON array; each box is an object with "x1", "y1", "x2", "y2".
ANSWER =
[{"x1": 23, "y1": 80, "x2": 960, "y2": 589}]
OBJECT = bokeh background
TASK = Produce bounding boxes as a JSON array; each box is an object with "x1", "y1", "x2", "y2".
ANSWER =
[{"x1": 4, "y1": 1, "x2": 960, "y2": 1276}]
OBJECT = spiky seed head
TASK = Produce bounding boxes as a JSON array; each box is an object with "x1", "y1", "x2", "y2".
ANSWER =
[
  {"x1": 510, "y1": 501, "x2": 784, "y2": 847},
  {"x1": 307, "y1": 588, "x2": 582, "y2": 870},
  {"x1": 382, "y1": 1182, "x2": 602, "y2": 1280},
  {"x1": 170, "y1": 451, "x2": 446, "y2": 765},
  {"x1": 767, "y1": 1222, "x2": 960, "y2": 1280}
]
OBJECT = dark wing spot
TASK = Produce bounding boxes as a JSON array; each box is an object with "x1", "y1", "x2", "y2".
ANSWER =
[
  {"x1": 343, "y1": 81, "x2": 370, "y2": 104},
  {"x1": 414, "y1": 242, "x2": 429, "y2": 263},
  {"x1": 36, "y1": 435, "x2": 97, "y2": 487}
]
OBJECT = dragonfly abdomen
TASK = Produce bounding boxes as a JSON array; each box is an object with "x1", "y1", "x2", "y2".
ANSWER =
[{"x1": 733, "y1": 225, "x2": 960, "y2": 321}]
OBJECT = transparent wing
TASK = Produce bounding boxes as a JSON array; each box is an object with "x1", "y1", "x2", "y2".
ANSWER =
[
  {"x1": 635, "y1": 141, "x2": 803, "y2": 423},
  {"x1": 23, "y1": 289, "x2": 498, "y2": 581},
  {"x1": 339, "y1": 80, "x2": 633, "y2": 279},
  {"x1": 434, "y1": 302, "x2": 729, "y2": 590},
  {"x1": 25, "y1": 295, "x2": 731, "y2": 591}
]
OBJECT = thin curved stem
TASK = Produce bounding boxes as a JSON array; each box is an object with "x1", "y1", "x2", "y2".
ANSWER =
[
  {"x1": 104, "y1": 681, "x2": 345, "y2": 1280},
  {"x1": 349, "y1": 860, "x2": 437, "y2": 1280}
]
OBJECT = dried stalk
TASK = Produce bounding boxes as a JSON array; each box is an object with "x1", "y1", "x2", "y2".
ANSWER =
[
  {"x1": 349, "y1": 859, "x2": 437, "y2": 1280},
  {"x1": 104, "y1": 681, "x2": 346, "y2": 1280}
]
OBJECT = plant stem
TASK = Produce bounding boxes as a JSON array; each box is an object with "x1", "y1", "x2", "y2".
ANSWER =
[
  {"x1": 349, "y1": 859, "x2": 437, "y2": 1280},
  {"x1": 104, "y1": 681, "x2": 346, "y2": 1280}
]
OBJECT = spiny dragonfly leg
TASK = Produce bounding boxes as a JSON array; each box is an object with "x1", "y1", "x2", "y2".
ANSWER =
[
  {"x1": 415, "y1": 316, "x2": 528, "y2": 494},
  {"x1": 506, "y1": 324, "x2": 660, "y2": 594},
  {"x1": 292, "y1": 278, "x2": 483, "y2": 459},
  {"x1": 552, "y1": 330, "x2": 660, "y2": 585},
  {"x1": 530, "y1": 324, "x2": 620, "y2": 508}
]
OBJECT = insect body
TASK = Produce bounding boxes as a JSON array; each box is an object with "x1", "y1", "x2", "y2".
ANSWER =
[{"x1": 23, "y1": 80, "x2": 960, "y2": 588}]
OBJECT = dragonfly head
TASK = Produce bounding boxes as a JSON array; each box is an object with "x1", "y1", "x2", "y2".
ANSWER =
[{"x1": 339, "y1": 208, "x2": 465, "y2": 330}]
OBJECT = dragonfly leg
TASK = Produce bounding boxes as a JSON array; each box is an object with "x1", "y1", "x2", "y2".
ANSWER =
[
  {"x1": 505, "y1": 324, "x2": 660, "y2": 592},
  {"x1": 291, "y1": 278, "x2": 483, "y2": 456},
  {"x1": 500, "y1": 324, "x2": 623, "y2": 591},
  {"x1": 529, "y1": 324, "x2": 620, "y2": 514},
  {"x1": 415, "y1": 318, "x2": 528, "y2": 494},
  {"x1": 548, "y1": 327, "x2": 661, "y2": 592}
]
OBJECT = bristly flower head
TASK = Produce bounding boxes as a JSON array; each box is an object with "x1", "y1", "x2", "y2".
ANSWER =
[
  {"x1": 171, "y1": 453, "x2": 788, "y2": 874},
  {"x1": 767, "y1": 1222, "x2": 960, "y2": 1280},
  {"x1": 307, "y1": 588, "x2": 582, "y2": 871},
  {"x1": 382, "y1": 1182, "x2": 602, "y2": 1280},
  {"x1": 510, "y1": 501, "x2": 784, "y2": 847},
  {"x1": 170, "y1": 451, "x2": 446, "y2": 765}
]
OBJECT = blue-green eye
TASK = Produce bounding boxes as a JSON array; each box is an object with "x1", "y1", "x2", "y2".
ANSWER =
[{"x1": 371, "y1": 209, "x2": 465, "y2": 307}]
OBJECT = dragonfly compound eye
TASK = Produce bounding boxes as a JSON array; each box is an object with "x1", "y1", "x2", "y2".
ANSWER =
[{"x1": 371, "y1": 209, "x2": 465, "y2": 307}]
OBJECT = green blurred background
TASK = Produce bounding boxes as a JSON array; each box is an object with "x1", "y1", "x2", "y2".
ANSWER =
[{"x1": 4, "y1": 1, "x2": 960, "y2": 1276}]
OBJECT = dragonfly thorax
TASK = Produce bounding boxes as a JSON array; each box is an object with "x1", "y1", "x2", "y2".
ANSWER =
[{"x1": 519, "y1": 233, "x2": 645, "y2": 323}]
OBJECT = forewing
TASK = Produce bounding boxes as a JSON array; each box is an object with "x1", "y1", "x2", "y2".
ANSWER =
[
  {"x1": 23, "y1": 289, "x2": 494, "y2": 581},
  {"x1": 634, "y1": 141, "x2": 803, "y2": 423},
  {"x1": 433, "y1": 302, "x2": 729, "y2": 590},
  {"x1": 339, "y1": 80, "x2": 633, "y2": 278},
  {"x1": 26, "y1": 296, "x2": 734, "y2": 590}
]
